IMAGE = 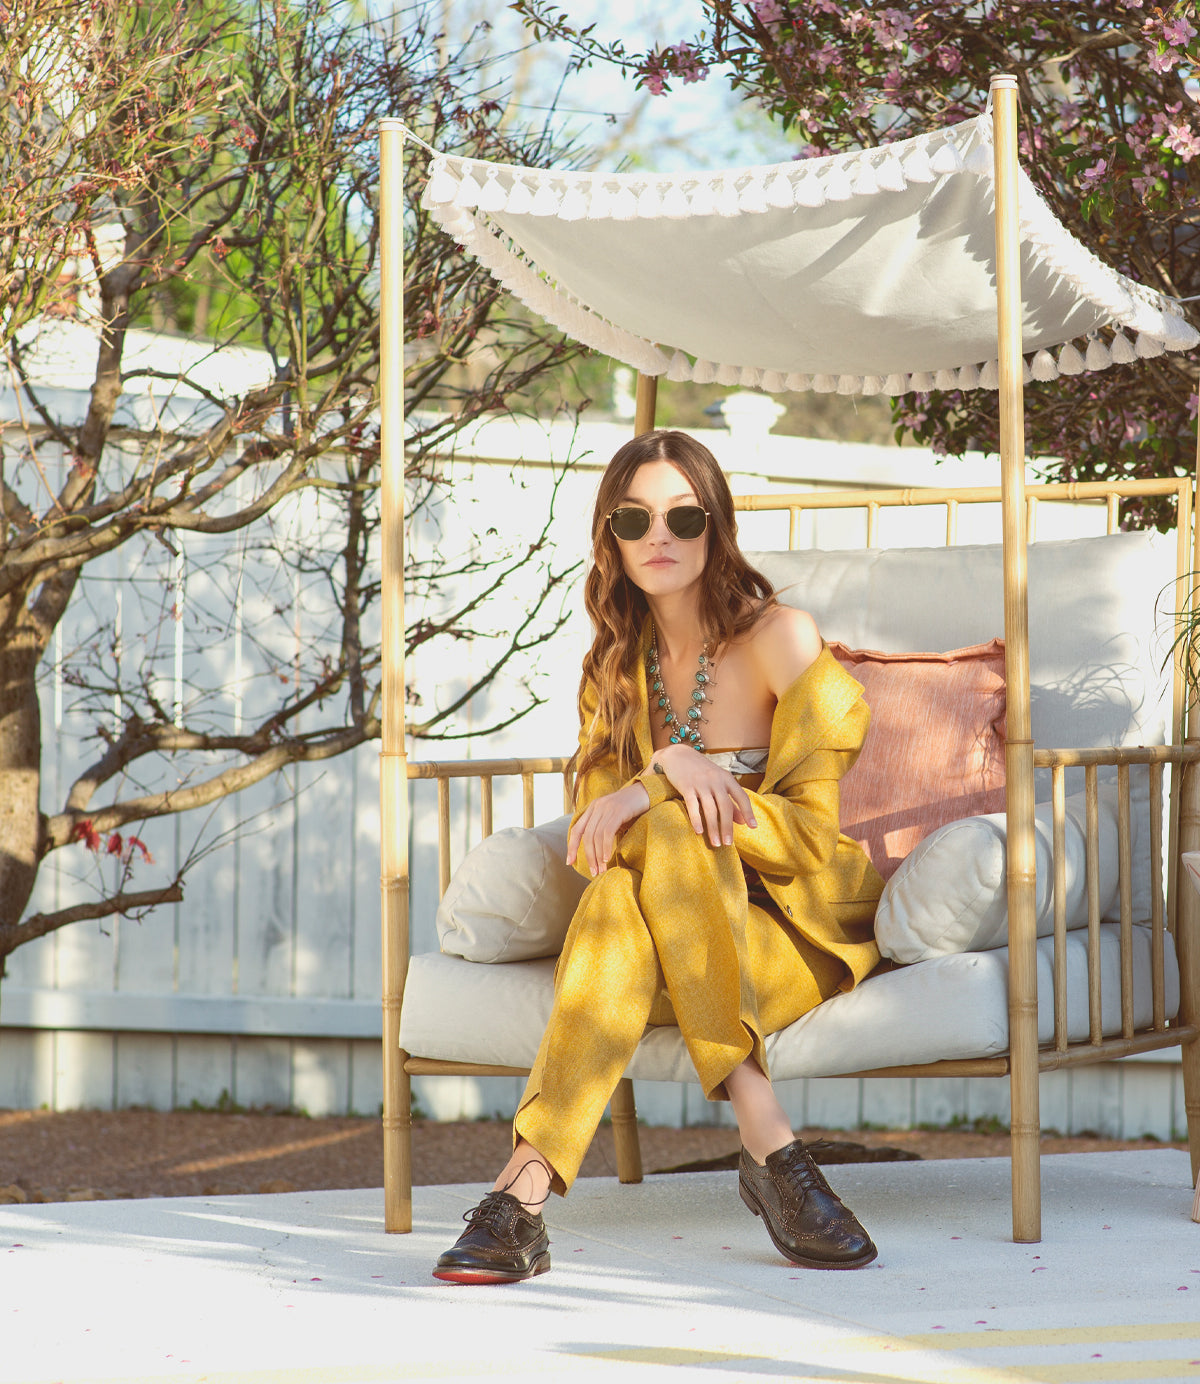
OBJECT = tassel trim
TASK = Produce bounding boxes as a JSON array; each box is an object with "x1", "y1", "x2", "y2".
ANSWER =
[{"x1": 420, "y1": 109, "x2": 1197, "y2": 391}]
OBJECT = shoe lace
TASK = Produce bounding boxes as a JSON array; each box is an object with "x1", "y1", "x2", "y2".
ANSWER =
[
  {"x1": 462, "y1": 1159, "x2": 550, "y2": 1227},
  {"x1": 779, "y1": 1143, "x2": 840, "y2": 1205},
  {"x1": 462, "y1": 1191, "x2": 512, "y2": 1229}
]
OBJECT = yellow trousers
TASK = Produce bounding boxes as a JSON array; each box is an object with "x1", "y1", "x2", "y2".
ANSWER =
[{"x1": 513, "y1": 798, "x2": 846, "y2": 1195}]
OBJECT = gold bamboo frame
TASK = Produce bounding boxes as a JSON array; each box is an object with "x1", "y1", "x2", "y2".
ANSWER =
[{"x1": 377, "y1": 79, "x2": 1200, "y2": 1240}]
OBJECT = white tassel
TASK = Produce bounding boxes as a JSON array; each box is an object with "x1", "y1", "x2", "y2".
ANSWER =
[
  {"x1": 438, "y1": 208, "x2": 476, "y2": 242},
  {"x1": 851, "y1": 162, "x2": 880, "y2": 196},
  {"x1": 883, "y1": 372, "x2": 909, "y2": 395},
  {"x1": 693, "y1": 359, "x2": 718, "y2": 384},
  {"x1": 836, "y1": 374, "x2": 863, "y2": 395},
  {"x1": 478, "y1": 170, "x2": 509, "y2": 212},
  {"x1": 964, "y1": 142, "x2": 992, "y2": 175},
  {"x1": 901, "y1": 145, "x2": 936, "y2": 183},
  {"x1": 662, "y1": 184, "x2": 691, "y2": 219},
  {"x1": 909, "y1": 370, "x2": 935, "y2": 393},
  {"x1": 587, "y1": 182, "x2": 614, "y2": 219},
  {"x1": 978, "y1": 359, "x2": 1000, "y2": 389},
  {"x1": 876, "y1": 155, "x2": 907, "y2": 192},
  {"x1": 933, "y1": 368, "x2": 958, "y2": 390},
  {"x1": 760, "y1": 370, "x2": 788, "y2": 392},
  {"x1": 453, "y1": 168, "x2": 484, "y2": 208},
  {"x1": 667, "y1": 351, "x2": 692, "y2": 382},
  {"x1": 956, "y1": 363, "x2": 981, "y2": 388},
  {"x1": 738, "y1": 366, "x2": 762, "y2": 387},
  {"x1": 823, "y1": 164, "x2": 854, "y2": 201},
  {"x1": 1022, "y1": 358, "x2": 1034, "y2": 385},
  {"x1": 861, "y1": 375, "x2": 885, "y2": 396},
  {"x1": 689, "y1": 182, "x2": 717, "y2": 216},
  {"x1": 929, "y1": 140, "x2": 964, "y2": 176},
  {"x1": 1085, "y1": 337, "x2": 1112, "y2": 371},
  {"x1": 739, "y1": 178, "x2": 769, "y2": 214},
  {"x1": 1162, "y1": 311, "x2": 1200, "y2": 349},
  {"x1": 506, "y1": 175, "x2": 535, "y2": 214},
  {"x1": 637, "y1": 183, "x2": 663, "y2": 218},
  {"x1": 425, "y1": 159, "x2": 460, "y2": 205},
  {"x1": 716, "y1": 178, "x2": 741, "y2": 217},
  {"x1": 1135, "y1": 332, "x2": 1165, "y2": 358},
  {"x1": 784, "y1": 372, "x2": 812, "y2": 391},
  {"x1": 558, "y1": 184, "x2": 589, "y2": 221},
  {"x1": 531, "y1": 178, "x2": 560, "y2": 216},
  {"x1": 813, "y1": 373, "x2": 838, "y2": 392},
  {"x1": 611, "y1": 185, "x2": 639, "y2": 220},
  {"x1": 1030, "y1": 349, "x2": 1057, "y2": 381},
  {"x1": 792, "y1": 175, "x2": 826, "y2": 208},
  {"x1": 1110, "y1": 330, "x2": 1138, "y2": 364},
  {"x1": 715, "y1": 362, "x2": 741, "y2": 386},
  {"x1": 1057, "y1": 342, "x2": 1086, "y2": 375},
  {"x1": 765, "y1": 173, "x2": 795, "y2": 209}
]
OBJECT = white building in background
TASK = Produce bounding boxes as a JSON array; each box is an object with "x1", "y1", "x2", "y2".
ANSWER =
[{"x1": 1, "y1": 330, "x2": 1182, "y2": 1146}]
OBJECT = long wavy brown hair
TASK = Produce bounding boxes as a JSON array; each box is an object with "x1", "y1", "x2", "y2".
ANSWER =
[{"x1": 571, "y1": 429, "x2": 775, "y2": 798}]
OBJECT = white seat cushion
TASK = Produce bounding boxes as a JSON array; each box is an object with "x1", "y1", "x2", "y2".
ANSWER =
[
  {"x1": 400, "y1": 923, "x2": 1178, "y2": 1079},
  {"x1": 875, "y1": 785, "x2": 1124, "y2": 964}
]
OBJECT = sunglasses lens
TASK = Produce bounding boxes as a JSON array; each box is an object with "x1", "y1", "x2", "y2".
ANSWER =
[
  {"x1": 667, "y1": 506, "x2": 708, "y2": 540},
  {"x1": 609, "y1": 508, "x2": 650, "y2": 541}
]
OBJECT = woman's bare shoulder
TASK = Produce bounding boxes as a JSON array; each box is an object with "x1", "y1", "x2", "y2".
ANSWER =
[{"x1": 746, "y1": 604, "x2": 823, "y2": 698}]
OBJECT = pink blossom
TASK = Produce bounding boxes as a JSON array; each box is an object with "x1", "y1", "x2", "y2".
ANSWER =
[
  {"x1": 1165, "y1": 121, "x2": 1200, "y2": 159},
  {"x1": 873, "y1": 7, "x2": 914, "y2": 50},
  {"x1": 1188, "y1": 392, "x2": 1200, "y2": 420},
  {"x1": 1164, "y1": 14, "x2": 1198, "y2": 46},
  {"x1": 1058, "y1": 99, "x2": 1083, "y2": 127},
  {"x1": 1081, "y1": 157, "x2": 1109, "y2": 184},
  {"x1": 814, "y1": 41, "x2": 839, "y2": 72},
  {"x1": 669, "y1": 42, "x2": 709, "y2": 86},
  {"x1": 935, "y1": 45, "x2": 962, "y2": 74},
  {"x1": 1148, "y1": 45, "x2": 1176, "y2": 74},
  {"x1": 1132, "y1": 174, "x2": 1159, "y2": 198},
  {"x1": 752, "y1": 0, "x2": 785, "y2": 23}
]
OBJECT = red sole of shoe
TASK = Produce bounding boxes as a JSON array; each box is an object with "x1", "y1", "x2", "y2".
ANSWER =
[{"x1": 432, "y1": 1254, "x2": 551, "y2": 1285}]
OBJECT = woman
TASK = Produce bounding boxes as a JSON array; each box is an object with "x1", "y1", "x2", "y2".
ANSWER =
[{"x1": 434, "y1": 429, "x2": 884, "y2": 1283}]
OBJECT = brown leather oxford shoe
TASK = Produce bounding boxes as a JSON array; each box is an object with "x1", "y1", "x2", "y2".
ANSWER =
[
  {"x1": 433, "y1": 1190, "x2": 551, "y2": 1284},
  {"x1": 739, "y1": 1139, "x2": 878, "y2": 1269}
]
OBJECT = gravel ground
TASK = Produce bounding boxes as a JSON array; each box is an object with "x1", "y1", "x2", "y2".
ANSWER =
[{"x1": 0, "y1": 1108, "x2": 1186, "y2": 1205}]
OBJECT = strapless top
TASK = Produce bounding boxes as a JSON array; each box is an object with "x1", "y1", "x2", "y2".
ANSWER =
[{"x1": 706, "y1": 747, "x2": 769, "y2": 775}]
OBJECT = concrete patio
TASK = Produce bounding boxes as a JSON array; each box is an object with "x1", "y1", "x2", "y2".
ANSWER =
[{"x1": 1, "y1": 1149, "x2": 1198, "y2": 1384}]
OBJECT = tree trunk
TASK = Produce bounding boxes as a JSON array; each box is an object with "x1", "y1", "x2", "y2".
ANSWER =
[{"x1": 0, "y1": 598, "x2": 45, "y2": 951}]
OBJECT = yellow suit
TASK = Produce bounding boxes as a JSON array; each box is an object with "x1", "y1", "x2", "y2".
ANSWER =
[{"x1": 513, "y1": 644, "x2": 883, "y2": 1194}]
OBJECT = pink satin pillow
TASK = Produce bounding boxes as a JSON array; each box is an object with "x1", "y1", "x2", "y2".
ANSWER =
[{"x1": 829, "y1": 639, "x2": 1007, "y2": 880}]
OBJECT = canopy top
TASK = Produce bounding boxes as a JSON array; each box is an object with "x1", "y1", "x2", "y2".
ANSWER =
[{"x1": 420, "y1": 112, "x2": 1196, "y2": 398}]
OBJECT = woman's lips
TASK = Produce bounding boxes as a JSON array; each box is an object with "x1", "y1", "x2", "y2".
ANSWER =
[{"x1": 644, "y1": 556, "x2": 675, "y2": 567}]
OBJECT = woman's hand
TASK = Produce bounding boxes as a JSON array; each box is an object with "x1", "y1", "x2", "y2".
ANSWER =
[
  {"x1": 651, "y1": 743, "x2": 758, "y2": 849},
  {"x1": 567, "y1": 781, "x2": 651, "y2": 877}
]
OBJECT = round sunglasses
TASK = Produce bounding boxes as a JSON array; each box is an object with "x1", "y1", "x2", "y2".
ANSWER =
[{"x1": 607, "y1": 505, "x2": 709, "y2": 542}]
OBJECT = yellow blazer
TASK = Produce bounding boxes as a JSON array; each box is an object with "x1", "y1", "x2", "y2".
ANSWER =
[{"x1": 571, "y1": 642, "x2": 883, "y2": 993}]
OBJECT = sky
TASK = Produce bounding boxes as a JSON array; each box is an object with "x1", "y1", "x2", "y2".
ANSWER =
[{"x1": 396, "y1": 0, "x2": 796, "y2": 172}]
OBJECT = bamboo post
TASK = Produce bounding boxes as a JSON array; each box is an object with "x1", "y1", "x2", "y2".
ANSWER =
[
  {"x1": 1183, "y1": 374, "x2": 1200, "y2": 1219},
  {"x1": 992, "y1": 73, "x2": 1041, "y2": 1244},
  {"x1": 634, "y1": 373, "x2": 658, "y2": 436},
  {"x1": 379, "y1": 119, "x2": 412, "y2": 1234}
]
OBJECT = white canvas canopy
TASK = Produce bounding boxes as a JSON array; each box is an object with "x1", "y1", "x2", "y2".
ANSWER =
[
  {"x1": 421, "y1": 109, "x2": 1197, "y2": 394},
  {"x1": 374, "y1": 77, "x2": 1199, "y2": 1241}
]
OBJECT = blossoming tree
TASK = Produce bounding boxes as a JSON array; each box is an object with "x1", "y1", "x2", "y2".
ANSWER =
[{"x1": 516, "y1": 0, "x2": 1200, "y2": 515}]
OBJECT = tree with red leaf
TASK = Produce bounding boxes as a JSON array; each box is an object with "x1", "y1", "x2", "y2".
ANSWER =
[{"x1": 0, "y1": 0, "x2": 589, "y2": 975}]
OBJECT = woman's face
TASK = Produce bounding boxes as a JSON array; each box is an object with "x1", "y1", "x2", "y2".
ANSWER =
[{"x1": 610, "y1": 459, "x2": 709, "y2": 603}]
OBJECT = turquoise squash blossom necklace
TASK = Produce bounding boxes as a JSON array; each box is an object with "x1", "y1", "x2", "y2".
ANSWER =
[{"x1": 647, "y1": 625, "x2": 712, "y2": 750}]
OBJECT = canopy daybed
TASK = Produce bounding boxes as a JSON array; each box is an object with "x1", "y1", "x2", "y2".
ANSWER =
[{"x1": 377, "y1": 76, "x2": 1200, "y2": 1242}]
